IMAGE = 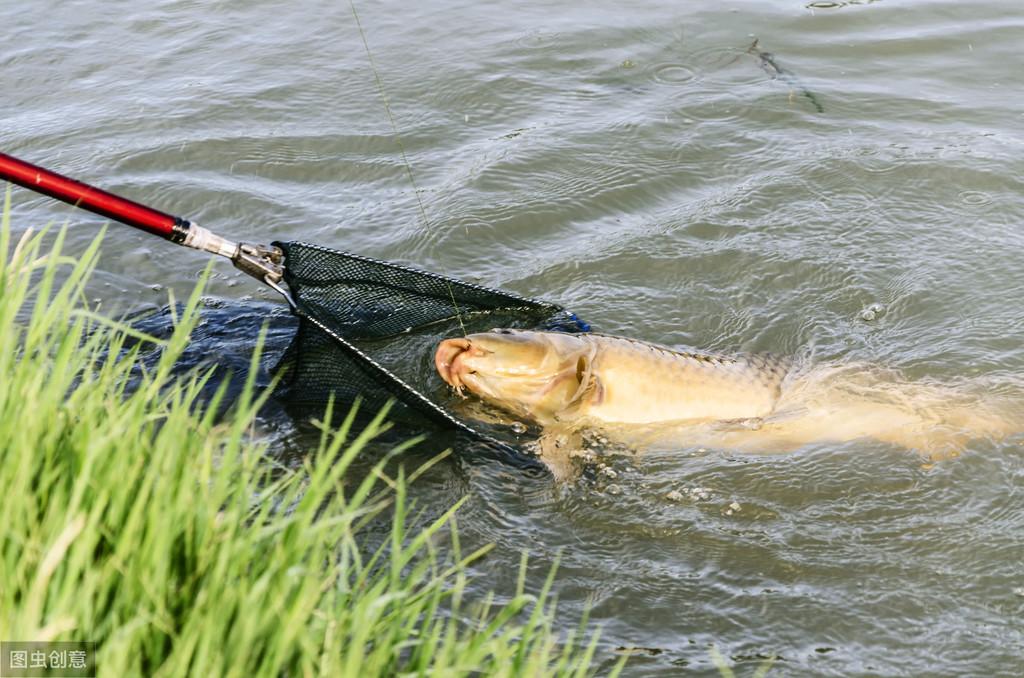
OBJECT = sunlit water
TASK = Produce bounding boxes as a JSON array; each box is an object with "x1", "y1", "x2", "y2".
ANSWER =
[{"x1": 4, "y1": 0, "x2": 1024, "y2": 674}]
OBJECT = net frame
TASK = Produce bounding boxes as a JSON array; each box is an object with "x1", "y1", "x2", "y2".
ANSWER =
[{"x1": 271, "y1": 240, "x2": 589, "y2": 466}]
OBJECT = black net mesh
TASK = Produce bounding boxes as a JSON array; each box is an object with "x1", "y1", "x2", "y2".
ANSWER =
[{"x1": 272, "y1": 241, "x2": 589, "y2": 455}]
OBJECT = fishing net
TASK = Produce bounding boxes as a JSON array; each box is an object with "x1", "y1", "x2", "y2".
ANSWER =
[{"x1": 271, "y1": 241, "x2": 589, "y2": 461}]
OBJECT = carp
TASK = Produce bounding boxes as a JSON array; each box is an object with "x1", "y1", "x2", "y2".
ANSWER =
[
  {"x1": 436, "y1": 330, "x2": 791, "y2": 426},
  {"x1": 435, "y1": 329, "x2": 1021, "y2": 476}
]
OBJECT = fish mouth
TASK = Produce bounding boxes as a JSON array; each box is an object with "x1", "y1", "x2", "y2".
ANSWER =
[{"x1": 435, "y1": 338, "x2": 473, "y2": 394}]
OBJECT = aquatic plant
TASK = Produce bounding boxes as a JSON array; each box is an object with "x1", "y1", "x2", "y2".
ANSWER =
[{"x1": 0, "y1": 192, "x2": 608, "y2": 677}]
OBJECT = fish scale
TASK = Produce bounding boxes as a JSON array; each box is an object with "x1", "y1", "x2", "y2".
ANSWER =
[{"x1": 581, "y1": 334, "x2": 792, "y2": 424}]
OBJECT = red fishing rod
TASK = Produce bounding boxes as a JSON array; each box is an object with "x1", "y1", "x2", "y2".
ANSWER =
[{"x1": 0, "y1": 151, "x2": 285, "y2": 288}]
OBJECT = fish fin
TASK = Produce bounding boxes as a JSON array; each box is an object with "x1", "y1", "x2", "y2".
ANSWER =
[
  {"x1": 567, "y1": 375, "x2": 603, "y2": 411},
  {"x1": 564, "y1": 350, "x2": 603, "y2": 412}
]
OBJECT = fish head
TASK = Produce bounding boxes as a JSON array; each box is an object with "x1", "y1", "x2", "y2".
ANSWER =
[{"x1": 435, "y1": 329, "x2": 595, "y2": 423}]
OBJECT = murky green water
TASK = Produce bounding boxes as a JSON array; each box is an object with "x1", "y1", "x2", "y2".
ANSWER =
[{"x1": 5, "y1": 0, "x2": 1024, "y2": 674}]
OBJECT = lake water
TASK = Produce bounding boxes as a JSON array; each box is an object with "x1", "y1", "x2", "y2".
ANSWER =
[{"x1": 4, "y1": 0, "x2": 1024, "y2": 674}]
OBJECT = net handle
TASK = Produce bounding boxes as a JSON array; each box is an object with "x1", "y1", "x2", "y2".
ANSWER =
[
  {"x1": 0, "y1": 151, "x2": 284, "y2": 284},
  {"x1": 0, "y1": 151, "x2": 189, "y2": 240}
]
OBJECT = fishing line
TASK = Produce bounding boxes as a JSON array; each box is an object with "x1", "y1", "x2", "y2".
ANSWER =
[{"x1": 348, "y1": 0, "x2": 469, "y2": 337}]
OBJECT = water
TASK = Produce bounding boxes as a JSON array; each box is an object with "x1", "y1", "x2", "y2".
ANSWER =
[{"x1": 4, "y1": 0, "x2": 1024, "y2": 673}]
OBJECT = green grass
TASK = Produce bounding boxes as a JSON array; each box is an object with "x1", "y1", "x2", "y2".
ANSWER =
[{"x1": 0, "y1": 191, "x2": 612, "y2": 677}]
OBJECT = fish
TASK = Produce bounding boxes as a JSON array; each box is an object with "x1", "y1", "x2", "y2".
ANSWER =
[
  {"x1": 435, "y1": 329, "x2": 1021, "y2": 476},
  {"x1": 435, "y1": 329, "x2": 791, "y2": 426}
]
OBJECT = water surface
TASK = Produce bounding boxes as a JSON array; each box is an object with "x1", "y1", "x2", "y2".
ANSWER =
[{"x1": 3, "y1": 0, "x2": 1024, "y2": 674}]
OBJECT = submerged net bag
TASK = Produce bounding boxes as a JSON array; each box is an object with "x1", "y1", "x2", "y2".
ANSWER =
[{"x1": 272, "y1": 241, "x2": 589, "y2": 456}]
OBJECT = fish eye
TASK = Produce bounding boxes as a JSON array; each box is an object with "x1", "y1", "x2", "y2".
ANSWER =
[{"x1": 494, "y1": 329, "x2": 514, "y2": 335}]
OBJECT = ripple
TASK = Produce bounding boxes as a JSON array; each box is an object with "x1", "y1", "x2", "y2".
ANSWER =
[
  {"x1": 674, "y1": 90, "x2": 756, "y2": 124},
  {"x1": 685, "y1": 46, "x2": 768, "y2": 88},
  {"x1": 958, "y1": 190, "x2": 992, "y2": 206},
  {"x1": 649, "y1": 62, "x2": 697, "y2": 86},
  {"x1": 807, "y1": 0, "x2": 882, "y2": 9},
  {"x1": 512, "y1": 29, "x2": 566, "y2": 50},
  {"x1": 849, "y1": 146, "x2": 912, "y2": 174}
]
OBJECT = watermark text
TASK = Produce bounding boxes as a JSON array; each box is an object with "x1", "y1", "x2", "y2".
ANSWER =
[{"x1": 1, "y1": 642, "x2": 95, "y2": 677}]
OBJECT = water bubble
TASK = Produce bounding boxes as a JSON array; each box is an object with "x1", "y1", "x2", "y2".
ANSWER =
[
  {"x1": 859, "y1": 302, "x2": 886, "y2": 322},
  {"x1": 510, "y1": 421, "x2": 527, "y2": 434},
  {"x1": 666, "y1": 490, "x2": 684, "y2": 502},
  {"x1": 685, "y1": 486, "x2": 713, "y2": 501}
]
